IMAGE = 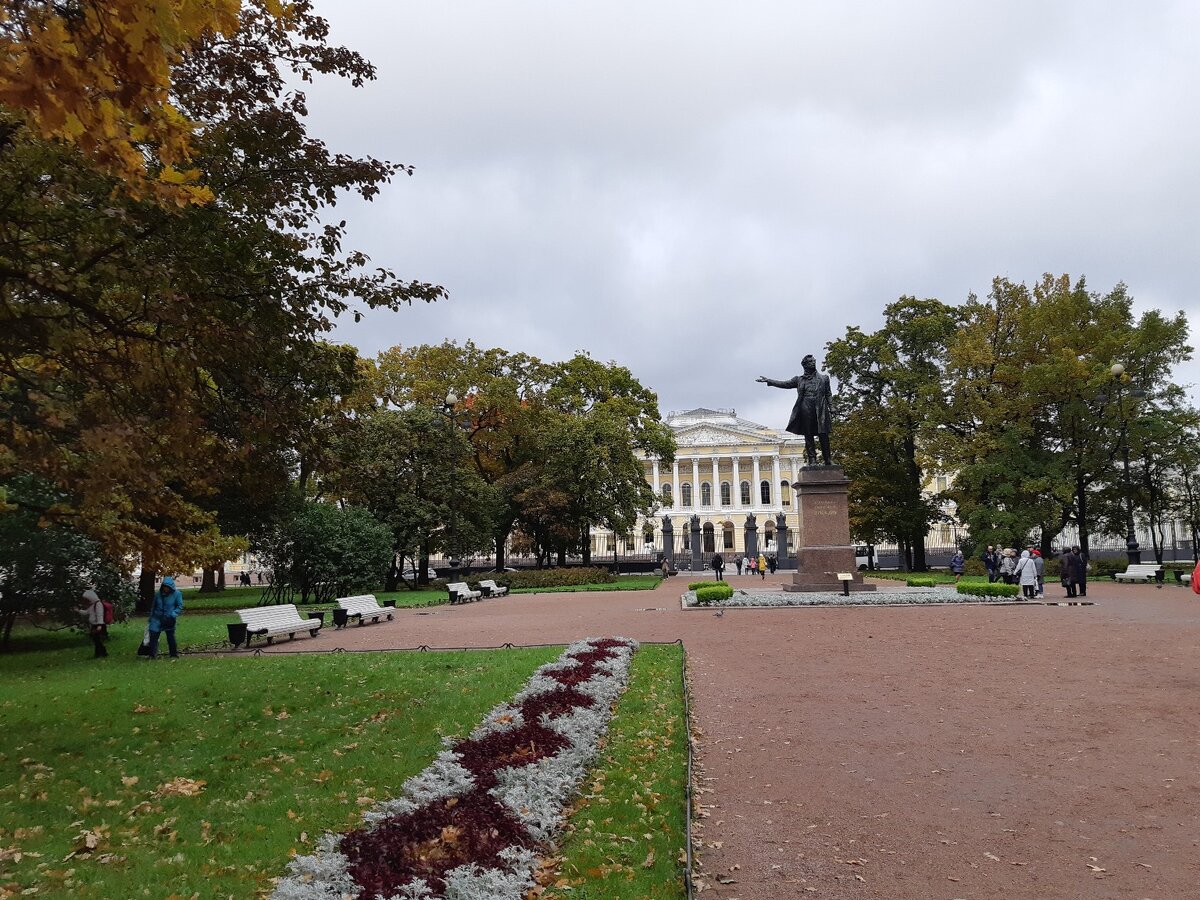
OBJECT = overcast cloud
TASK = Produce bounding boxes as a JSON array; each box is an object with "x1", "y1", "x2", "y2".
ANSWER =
[{"x1": 306, "y1": 0, "x2": 1200, "y2": 426}]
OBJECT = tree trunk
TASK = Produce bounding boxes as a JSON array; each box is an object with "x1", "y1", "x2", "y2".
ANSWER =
[
  {"x1": 418, "y1": 537, "x2": 431, "y2": 586},
  {"x1": 913, "y1": 531, "x2": 927, "y2": 571},
  {"x1": 137, "y1": 567, "x2": 157, "y2": 615},
  {"x1": 217, "y1": 562, "x2": 226, "y2": 590},
  {"x1": 556, "y1": 547, "x2": 566, "y2": 567},
  {"x1": 1, "y1": 612, "x2": 15, "y2": 649},
  {"x1": 1075, "y1": 474, "x2": 1091, "y2": 558},
  {"x1": 494, "y1": 524, "x2": 511, "y2": 572},
  {"x1": 201, "y1": 567, "x2": 217, "y2": 592},
  {"x1": 580, "y1": 523, "x2": 591, "y2": 567},
  {"x1": 384, "y1": 551, "x2": 400, "y2": 592}
]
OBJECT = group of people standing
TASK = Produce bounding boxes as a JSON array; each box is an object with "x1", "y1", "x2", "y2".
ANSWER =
[
  {"x1": 981, "y1": 545, "x2": 1088, "y2": 599},
  {"x1": 709, "y1": 553, "x2": 776, "y2": 580}
]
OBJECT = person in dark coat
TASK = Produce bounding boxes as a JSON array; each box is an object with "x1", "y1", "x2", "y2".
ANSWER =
[
  {"x1": 1063, "y1": 546, "x2": 1087, "y2": 597},
  {"x1": 757, "y1": 355, "x2": 834, "y2": 465},
  {"x1": 711, "y1": 553, "x2": 725, "y2": 580},
  {"x1": 981, "y1": 545, "x2": 1000, "y2": 583}
]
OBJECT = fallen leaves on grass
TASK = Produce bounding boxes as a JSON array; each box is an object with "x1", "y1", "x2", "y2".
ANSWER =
[{"x1": 156, "y1": 777, "x2": 206, "y2": 798}]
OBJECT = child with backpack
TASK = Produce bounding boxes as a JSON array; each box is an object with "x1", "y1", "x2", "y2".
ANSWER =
[{"x1": 80, "y1": 589, "x2": 110, "y2": 658}]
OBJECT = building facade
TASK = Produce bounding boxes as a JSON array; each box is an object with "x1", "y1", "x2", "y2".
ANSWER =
[{"x1": 600, "y1": 408, "x2": 808, "y2": 559}]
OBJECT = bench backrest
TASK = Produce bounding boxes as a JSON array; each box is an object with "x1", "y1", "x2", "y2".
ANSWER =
[
  {"x1": 479, "y1": 579, "x2": 499, "y2": 589},
  {"x1": 1122, "y1": 564, "x2": 1162, "y2": 574},
  {"x1": 239, "y1": 604, "x2": 306, "y2": 627},
  {"x1": 448, "y1": 582, "x2": 475, "y2": 593},
  {"x1": 336, "y1": 594, "x2": 378, "y2": 609}
]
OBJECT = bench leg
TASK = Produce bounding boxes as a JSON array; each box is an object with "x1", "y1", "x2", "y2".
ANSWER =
[
  {"x1": 266, "y1": 635, "x2": 274, "y2": 646},
  {"x1": 309, "y1": 628, "x2": 319, "y2": 637}
]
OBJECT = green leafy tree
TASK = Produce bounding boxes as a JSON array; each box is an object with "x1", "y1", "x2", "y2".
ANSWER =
[
  {"x1": 256, "y1": 503, "x2": 392, "y2": 605},
  {"x1": 826, "y1": 297, "x2": 958, "y2": 570},
  {"x1": 327, "y1": 407, "x2": 497, "y2": 589}
]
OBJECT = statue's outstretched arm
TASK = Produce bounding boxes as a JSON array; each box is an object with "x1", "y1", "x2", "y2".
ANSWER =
[{"x1": 757, "y1": 376, "x2": 797, "y2": 389}]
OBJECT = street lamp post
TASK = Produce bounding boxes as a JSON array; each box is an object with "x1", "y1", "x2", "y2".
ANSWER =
[{"x1": 1110, "y1": 363, "x2": 1142, "y2": 566}]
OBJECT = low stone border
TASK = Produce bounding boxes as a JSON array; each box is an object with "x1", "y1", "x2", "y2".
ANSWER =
[
  {"x1": 272, "y1": 637, "x2": 639, "y2": 900},
  {"x1": 681, "y1": 588, "x2": 1033, "y2": 609}
]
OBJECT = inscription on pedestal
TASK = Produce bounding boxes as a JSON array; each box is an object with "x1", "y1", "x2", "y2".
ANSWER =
[{"x1": 785, "y1": 466, "x2": 875, "y2": 593}]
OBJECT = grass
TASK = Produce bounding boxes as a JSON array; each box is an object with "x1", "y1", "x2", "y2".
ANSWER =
[
  {"x1": 866, "y1": 571, "x2": 987, "y2": 585},
  {"x1": 181, "y1": 586, "x2": 448, "y2": 612},
  {"x1": 0, "y1": 643, "x2": 562, "y2": 897},
  {"x1": 542, "y1": 642, "x2": 688, "y2": 899},
  {"x1": 511, "y1": 575, "x2": 663, "y2": 595}
]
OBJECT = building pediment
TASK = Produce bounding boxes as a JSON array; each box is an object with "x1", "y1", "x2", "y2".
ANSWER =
[{"x1": 673, "y1": 423, "x2": 782, "y2": 446}]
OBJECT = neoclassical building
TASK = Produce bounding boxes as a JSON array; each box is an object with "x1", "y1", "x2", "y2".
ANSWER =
[{"x1": 591, "y1": 408, "x2": 808, "y2": 559}]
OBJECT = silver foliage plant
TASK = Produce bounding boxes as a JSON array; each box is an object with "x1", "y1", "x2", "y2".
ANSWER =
[{"x1": 272, "y1": 638, "x2": 639, "y2": 900}]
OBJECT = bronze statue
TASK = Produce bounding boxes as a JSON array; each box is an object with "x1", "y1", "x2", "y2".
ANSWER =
[{"x1": 758, "y1": 354, "x2": 833, "y2": 465}]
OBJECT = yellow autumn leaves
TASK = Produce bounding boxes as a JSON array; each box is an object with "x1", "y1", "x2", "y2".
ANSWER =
[{"x1": 0, "y1": 0, "x2": 288, "y2": 206}]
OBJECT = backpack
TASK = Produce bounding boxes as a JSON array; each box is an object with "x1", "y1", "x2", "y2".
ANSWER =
[{"x1": 102, "y1": 599, "x2": 114, "y2": 625}]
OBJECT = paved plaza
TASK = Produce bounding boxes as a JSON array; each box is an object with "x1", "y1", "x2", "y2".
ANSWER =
[{"x1": 253, "y1": 574, "x2": 1200, "y2": 899}]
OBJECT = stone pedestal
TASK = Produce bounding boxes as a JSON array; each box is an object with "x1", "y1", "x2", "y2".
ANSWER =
[{"x1": 783, "y1": 466, "x2": 876, "y2": 592}]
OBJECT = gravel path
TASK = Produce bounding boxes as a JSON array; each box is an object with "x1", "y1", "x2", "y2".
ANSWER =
[{"x1": 251, "y1": 573, "x2": 1200, "y2": 899}]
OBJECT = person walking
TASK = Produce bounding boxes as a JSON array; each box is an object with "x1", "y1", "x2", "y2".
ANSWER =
[
  {"x1": 147, "y1": 576, "x2": 184, "y2": 660},
  {"x1": 748, "y1": 555, "x2": 757, "y2": 576},
  {"x1": 80, "y1": 589, "x2": 108, "y2": 658},
  {"x1": 735, "y1": 556, "x2": 744, "y2": 576},
  {"x1": 660, "y1": 557, "x2": 670, "y2": 578},
  {"x1": 712, "y1": 553, "x2": 725, "y2": 580},
  {"x1": 1031, "y1": 549, "x2": 1045, "y2": 598},
  {"x1": 1014, "y1": 550, "x2": 1038, "y2": 600},
  {"x1": 981, "y1": 545, "x2": 999, "y2": 583},
  {"x1": 757, "y1": 552, "x2": 768, "y2": 580},
  {"x1": 949, "y1": 549, "x2": 965, "y2": 583},
  {"x1": 1061, "y1": 547, "x2": 1081, "y2": 597},
  {"x1": 999, "y1": 549, "x2": 1017, "y2": 584}
]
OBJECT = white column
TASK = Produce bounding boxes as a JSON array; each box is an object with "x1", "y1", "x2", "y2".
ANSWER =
[
  {"x1": 772, "y1": 454, "x2": 781, "y2": 509},
  {"x1": 691, "y1": 457, "x2": 700, "y2": 508},
  {"x1": 752, "y1": 454, "x2": 761, "y2": 508},
  {"x1": 672, "y1": 459, "x2": 680, "y2": 506},
  {"x1": 705, "y1": 453, "x2": 715, "y2": 511},
  {"x1": 732, "y1": 456, "x2": 742, "y2": 509},
  {"x1": 652, "y1": 459, "x2": 660, "y2": 497}
]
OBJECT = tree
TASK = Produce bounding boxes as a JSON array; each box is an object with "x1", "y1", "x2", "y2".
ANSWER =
[
  {"x1": 256, "y1": 503, "x2": 392, "y2": 605},
  {"x1": 937, "y1": 275, "x2": 1191, "y2": 556},
  {"x1": 825, "y1": 297, "x2": 959, "y2": 570},
  {"x1": 0, "y1": 0, "x2": 278, "y2": 205},
  {"x1": 1, "y1": 2, "x2": 442, "y2": 587},
  {"x1": 0, "y1": 475, "x2": 133, "y2": 648},
  {"x1": 327, "y1": 407, "x2": 497, "y2": 589}
]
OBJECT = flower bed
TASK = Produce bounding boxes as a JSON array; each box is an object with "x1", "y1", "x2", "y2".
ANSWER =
[
  {"x1": 682, "y1": 588, "x2": 1025, "y2": 608},
  {"x1": 273, "y1": 637, "x2": 639, "y2": 900}
]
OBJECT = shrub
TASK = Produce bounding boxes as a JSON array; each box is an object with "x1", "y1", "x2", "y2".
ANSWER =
[
  {"x1": 963, "y1": 558, "x2": 987, "y2": 577},
  {"x1": 496, "y1": 567, "x2": 615, "y2": 590},
  {"x1": 1088, "y1": 557, "x2": 1130, "y2": 578},
  {"x1": 956, "y1": 582, "x2": 1020, "y2": 598},
  {"x1": 694, "y1": 584, "x2": 734, "y2": 605},
  {"x1": 687, "y1": 580, "x2": 727, "y2": 591},
  {"x1": 906, "y1": 577, "x2": 936, "y2": 588}
]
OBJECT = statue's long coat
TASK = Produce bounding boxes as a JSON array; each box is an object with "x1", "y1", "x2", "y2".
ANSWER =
[{"x1": 763, "y1": 372, "x2": 832, "y2": 436}]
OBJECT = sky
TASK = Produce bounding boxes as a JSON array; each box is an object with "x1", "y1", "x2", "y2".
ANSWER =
[{"x1": 305, "y1": 0, "x2": 1200, "y2": 427}]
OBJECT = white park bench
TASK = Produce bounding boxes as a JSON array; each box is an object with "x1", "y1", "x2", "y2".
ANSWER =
[
  {"x1": 334, "y1": 594, "x2": 394, "y2": 628},
  {"x1": 237, "y1": 604, "x2": 322, "y2": 646},
  {"x1": 1182, "y1": 572, "x2": 1192, "y2": 586},
  {"x1": 447, "y1": 582, "x2": 481, "y2": 604},
  {"x1": 478, "y1": 579, "x2": 509, "y2": 598},
  {"x1": 1113, "y1": 563, "x2": 1163, "y2": 583}
]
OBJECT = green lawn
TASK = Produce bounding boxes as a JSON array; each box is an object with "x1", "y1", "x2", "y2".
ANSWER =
[
  {"x1": 866, "y1": 571, "x2": 989, "y2": 585},
  {"x1": 0, "y1": 643, "x2": 561, "y2": 897},
  {"x1": 544, "y1": 642, "x2": 688, "y2": 899},
  {"x1": 0, "y1": 637, "x2": 691, "y2": 898},
  {"x1": 182, "y1": 586, "x2": 447, "y2": 612}
]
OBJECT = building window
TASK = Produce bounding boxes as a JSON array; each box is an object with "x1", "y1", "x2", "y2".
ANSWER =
[
  {"x1": 740, "y1": 480, "x2": 751, "y2": 505},
  {"x1": 720, "y1": 481, "x2": 731, "y2": 506},
  {"x1": 780, "y1": 480, "x2": 791, "y2": 506},
  {"x1": 661, "y1": 483, "x2": 673, "y2": 507},
  {"x1": 702, "y1": 522, "x2": 715, "y2": 553},
  {"x1": 681, "y1": 483, "x2": 693, "y2": 507},
  {"x1": 643, "y1": 525, "x2": 654, "y2": 546},
  {"x1": 701, "y1": 482, "x2": 712, "y2": 507},
  {"x1": 723, "y1": 522, "x2": 735, "y2": 549},
  {"x1": 760, "y1": 480, "x2": 771, "y2": 505}
]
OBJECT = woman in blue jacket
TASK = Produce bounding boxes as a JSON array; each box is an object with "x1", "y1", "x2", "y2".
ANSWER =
[{"x1": 147, "y1": 576, "x2": 184, "y2": 659}]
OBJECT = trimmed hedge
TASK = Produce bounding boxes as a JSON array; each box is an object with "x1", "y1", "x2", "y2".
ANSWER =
[
  {"x1": 956, "y1": 582, "x2": 1020, "y2": 598},
  {"x1": 495, "y1": 567, "x2": 615, "y2": 590},
  {"x1": 694, "y1": 584, "x2": 734, "y2": 605},
  {"x1": 906, "y1": 577, "x2": 936, "y2": 587},
  {"x1": 687, "y1": 580, "x2": 727, "y2": 591}
]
